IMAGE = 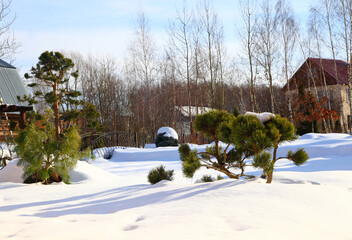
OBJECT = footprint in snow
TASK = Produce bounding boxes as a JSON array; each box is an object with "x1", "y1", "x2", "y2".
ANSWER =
[
  {"x1": 136, "y1": 216, "x2": 145, "y2": 222},
  {"x1": 124, "y1": 225, "x2": 138, "y2": 231},
  {"x1": 123, "y1": 216, "x2": 145, "y2": 231}
]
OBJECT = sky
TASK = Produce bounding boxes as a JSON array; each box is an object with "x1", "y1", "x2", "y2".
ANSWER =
[{"x1": 11, "y1": 0, "x2": 313, "y2": 76}]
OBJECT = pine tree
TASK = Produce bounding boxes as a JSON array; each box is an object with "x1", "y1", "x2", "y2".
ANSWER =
[
  {"x1": 179, "y1": 110, "x2": 309, "y2": 183},
  {"x1": 179, "y1": 110, "x2": 242, "y2": 179},
  {"x1": 15, "y1": 111, "x2": 83, "y2": 184},
  {"x1": 19, "y1": 51, "x2": 81, "y2": 139},
  {"x1": 221, "y1": 114, "x2": 309, "y2": 183},
  {"x1": 256, "y1": 115, "x2": 308, "y2": 183}
]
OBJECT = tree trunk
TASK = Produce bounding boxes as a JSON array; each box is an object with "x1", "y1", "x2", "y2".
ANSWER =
[
  {"x1": 266, "y1": 171, "x2": 273, "y2": 183},
  {"x1": 53, "y1": 82, "x2": 61, "y2": 139},
  {"x1": 50, "y1": 170, "x2": 60, "y2": 183},
  {"x1": 219, "y1": 167, "x2": 239, "y2": 179}
]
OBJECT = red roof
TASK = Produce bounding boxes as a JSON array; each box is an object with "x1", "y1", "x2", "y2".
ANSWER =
[
  {"x1": 309, "y1": 58, "x2": 349, "y2": 84},
  {"x1": 283, "y1": 58, "x2": 350, "y2": 91}
]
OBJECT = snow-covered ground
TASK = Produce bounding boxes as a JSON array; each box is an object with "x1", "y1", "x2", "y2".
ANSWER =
[{"x1": 1, "y1": 133, "x2": 352, "y2": 239}]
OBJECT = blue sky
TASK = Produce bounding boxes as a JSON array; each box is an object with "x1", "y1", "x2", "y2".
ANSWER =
[{"x1": 11, "y1": 0, "x2": 313, "y2": 75}]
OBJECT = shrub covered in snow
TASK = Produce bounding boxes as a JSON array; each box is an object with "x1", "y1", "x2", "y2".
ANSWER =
[
  {"x1": 154, "y1": 127, "x2": 179, "y2": 147},
  {"x1": 147, "y1": 165, "x2": 174, "y2": 184}
]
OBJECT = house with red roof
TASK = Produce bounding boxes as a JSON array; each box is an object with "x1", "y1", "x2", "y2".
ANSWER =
[{"x1": 283, "y1": 58, "x2": 352, "y2": 130}]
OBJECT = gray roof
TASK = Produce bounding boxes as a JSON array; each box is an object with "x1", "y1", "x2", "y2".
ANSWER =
[
  {"x1": 0, "y1": 59, "x2": 16, "y2": 69},
  {"x1": 0, "y1": 59, "x2": 29, "y2": 106}
]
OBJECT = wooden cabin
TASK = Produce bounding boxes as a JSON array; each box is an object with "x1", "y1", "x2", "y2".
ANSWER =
[
  {"x1": 0, "y1": 59, "x2": 33, "y2": 141},
  {"x1": 283, "y1": 58, "x2": 352, "y2": 130}
]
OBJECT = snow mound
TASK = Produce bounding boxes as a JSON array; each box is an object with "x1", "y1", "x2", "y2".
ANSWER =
[
  {"x1": 145, "y1": 143, "x2": 156, "y2": 148},
  {"x1": 111, "y1": 147, "x2": 180, "y2": 162},
  {"x1": 157, "y1": 127, "x2": 178, "y2": 139},
  {"x1": 70, "y1": 161, "x2": 119, "y2": 184},
  {"x1": 0, "y1": 159, "x2": 23, "y2": 183},
  {"x1": 299, "y1": 133, "x2": 351, "y2": 140},
  {"x1": 276, "y1": 133, "x2": 352, "y2": 159},
  {"x1": 245, "y1": 111, "x2": 275, "y2": 123},
  {"x1": 151, "y1": 179, "x2": 174, "y2": 187},
  {"x1": 0, "y1": 159, "x2": 118, "y2": 184},
  {"x1": 0, "y1": 149, "x2": 11, "y2": 158}
]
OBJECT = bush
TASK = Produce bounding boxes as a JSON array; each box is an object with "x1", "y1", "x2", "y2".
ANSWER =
[
  {"x1": 15, "y1": 112, "x2": 83, "y2": 184},
  {"x1": 179, "y1": 144, "x2": 201, "y2": 178},
  {"x1": 154, "y1": 132, "x2": 178, "y2": 147},
  {"x1": 147, "y1": 165, "x2": 174, "y2": 184},
  {"x1": 201, "y1": 175, "x2": 213, "y2": 182},
  {"x1": 217, "y1": 175, "x2": 224, "y2": 180}
]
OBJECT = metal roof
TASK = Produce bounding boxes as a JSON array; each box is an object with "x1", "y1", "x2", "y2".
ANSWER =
[
  {"x1": 0, "y1": 59, "x2": 29, "y2": 106},
  {"x1": 0, "y1": 59, "x2": 16, "y2": 69},
  {"x1": 283, "y1": 58, "x2": 350, "y2": 91}
]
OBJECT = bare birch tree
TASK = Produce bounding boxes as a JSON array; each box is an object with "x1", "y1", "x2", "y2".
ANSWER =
[
  {"x1": 127, "y1": 11, "x2": 159, "y2": 136},
  {"x1": 198, "y1": 0, "x2": 226, "y2": 109},
  {"x1": 0, "y1": 0, "x2": 19, "y2": 61},
  {"x1": 254, "y1": 0, "x2": 279, "y2": 113},
  {"x1": 336, "y1": 0, "x2": 352, "y2": 132},
  {"x1": 307, "y1": 7, "x2": 334, "y2": 132},
  {"x1": 322, "y1": 0, "x2": 347, "y2": 132},
  {"x1": 167, "y1": 1, "x2": 195, "y2": 136},
  {"x1": 237, "y1": 0, "x2": 259, "y2": 112},
  {"x1": 275, "y1": 0, "x2": 298, "y2": 121}
]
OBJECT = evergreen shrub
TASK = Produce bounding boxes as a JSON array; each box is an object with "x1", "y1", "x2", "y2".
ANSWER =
[
  {"x1": 179, "y1": 110, "x2": 309, "y2": 183},
  {"x1": 147, "y1": 165, "x2": 174, "y2": 184},
  {"x1": 201, "y1": 175, "x2": 213, "y2": 182},
  {"x1": 155, "y1": 132, "x2": 178, "y2": 147},
  {"x1": 15, "y1": 112, "x2": 83, "y2": 184},
  {"x1": 179, "y1": 110, "x2": 242, "y2": 179},
  {"x1": 217, "y1": 175, "x2": 224, "y2": 180}
]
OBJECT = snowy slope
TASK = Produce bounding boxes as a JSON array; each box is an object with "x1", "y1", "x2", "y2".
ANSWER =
[{"x1": 0, "y1": 133, "x2": 352, "y2": 240}]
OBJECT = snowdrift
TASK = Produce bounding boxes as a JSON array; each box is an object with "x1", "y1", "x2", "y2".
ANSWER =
[
  {"x1": 110, "y1": 147, "x2": 181, "y2": 162},
  {"x1": 1, "y1": 133, "x2": 352, "y2": 240}
]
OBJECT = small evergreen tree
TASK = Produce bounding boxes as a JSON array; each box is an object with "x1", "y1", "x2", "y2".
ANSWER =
[
  {"x1": 220, "y1": 114, "x2": 309, "y2": 183},
  {"x1": 233, "y1": 105, "x2": 240, "y2": 117},
  {"x1": 14, "y1": 51, "x2": 99, "y2": 184},
  {"x1": 80, "y1": 102, "x2": 105, "y2": 134},
  {"x1": 254, "y1": 115, "x2": 308, "y2": 183},
  {"x1": 179, "y1": 110, "x2": 242, "y2": 179},
  {"x1": 179, "y1": 110, "x2": 309, "y2": 183},
  {"x1": 147, "y1": 165, "x2": 174, "y2": 184},
  {"x1": 15, "y1": 111, "x2": 82, "y2": 184}
]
